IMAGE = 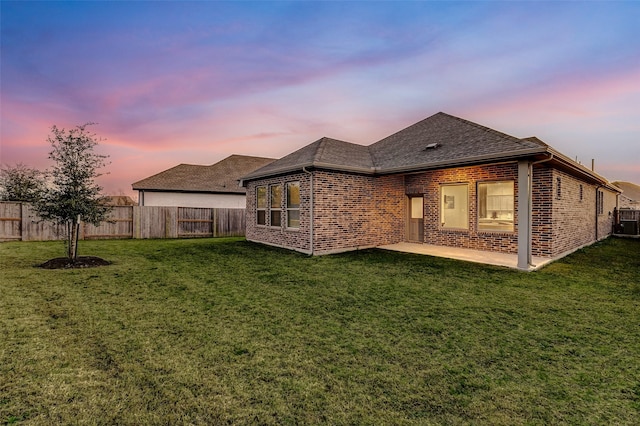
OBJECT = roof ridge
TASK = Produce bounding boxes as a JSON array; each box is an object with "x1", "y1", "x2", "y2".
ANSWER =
[
  {"x1": 438, "y1": 112, "x2": 525, "y2": 144},
  {"x1": 369, "y1": 112, "x2": 440, "y2": 146},
  {"x1": 313, "y1": 137, "x2": 330, "y2": 163}
]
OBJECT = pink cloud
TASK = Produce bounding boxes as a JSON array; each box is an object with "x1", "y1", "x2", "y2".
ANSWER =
[{"x1": 462, "y1": 67, "x2": 640, "y2": 127}]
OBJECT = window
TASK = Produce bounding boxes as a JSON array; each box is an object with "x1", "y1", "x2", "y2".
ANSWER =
[
  {"x1": 270, "y1": 185, "x2": 282, "y2": 227},
  {"x1": 256, "y1": 186, "x2": 266, "y2": 225},
  {"x1": 478, "y1": 181, "x2": 514, "y2": 232},
  {"x1": 287, "y1": 182, "x2": 300, "y2": 228},
  {"x1": 411, "y1": 197, "x2": 423, "y2": 219},
  {"x1": 597, "y1": 190, "x2": 604, "y2": 215},
  {"x1": 441, "y1": 184, "x2": 468, "y2": 229},
  {"x1": 556, "y1": 177, "x2": 562, "y2": 199},
  {"x1": 580, "y1": 184, "x2": 583, "y2": 202}
]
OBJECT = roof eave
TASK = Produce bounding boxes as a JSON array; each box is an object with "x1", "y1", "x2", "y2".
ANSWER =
[
  {"x1": 132, "y1": 187, "x2": 246, "y2": 195},
  {"x1": 546, "y1": 148, "x2": 620, "y2": 191},
  {"x1": 375, "y1": 147, "x2": 549, "y2": 175},
  {"x1": 240, "y1": 161, "x2": 376, "y2": 186}
]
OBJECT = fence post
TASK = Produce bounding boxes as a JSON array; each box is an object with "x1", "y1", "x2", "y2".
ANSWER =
[
  {"x1": 165, "y1": 207, "x2": 178, "y2": 239},
  {"x1": 165, "y1": 209, "x2": 170, "y2": 238},
  {"x1": 213, "y1": 208, "x2": 217, "y2": 237},
  {"x1": 20, "y1": 203, "x2": 27, "y2": 241},
  {"x1": 133, "y1": 206, "x2": 141, "y2": 239}
]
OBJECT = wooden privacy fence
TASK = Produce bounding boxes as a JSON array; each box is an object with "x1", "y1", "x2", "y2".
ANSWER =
[{"x1": 0, "y1": 202, "x2": 246, "y2": 242}]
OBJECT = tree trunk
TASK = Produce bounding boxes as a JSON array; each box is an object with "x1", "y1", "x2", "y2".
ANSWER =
[
  {"x1": 68, "y1": 216, "x2": 80, "y2": 261},
  {"x1": 67, "y1": 221, "x2": 73, "y2": 260}
]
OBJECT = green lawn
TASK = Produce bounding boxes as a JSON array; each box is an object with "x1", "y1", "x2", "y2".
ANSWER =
[{"x1": 1, "y1": 237, "x2": 639, "y2": 425}]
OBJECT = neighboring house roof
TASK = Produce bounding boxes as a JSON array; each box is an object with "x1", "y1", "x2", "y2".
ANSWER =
[
  {"x1": 102, "y1": 195, "x2": 136, "y2": 206},
  {"x1": 612, "y1": 181, "x2": 640, "y2": 202},
  {"x1": 241, "y1": 112, "x2": 615, "y2": 189},
  {"x1": 133, "y1": 154, "x2": 276, "y2": 194}
]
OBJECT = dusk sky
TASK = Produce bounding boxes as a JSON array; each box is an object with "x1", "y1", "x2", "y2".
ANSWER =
[{"x1": 2, "y1": 1, "x2": 639, "y2": 199}]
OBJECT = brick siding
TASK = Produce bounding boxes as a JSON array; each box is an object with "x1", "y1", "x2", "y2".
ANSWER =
[
  {"x1": 531, "y1": 165, "x2": 553, "y2": 256},
  {"x1": 405, "y1": 162, "x2": 520, "y2": 254},
  {"x1": 245, "y1": 170, "x2": 405, "y2": 254},
  {"x1": 532, "y1": 165, "x2": 617, "y2": 257},
  {"x1": 246, "y1": 162, "x2": 617, "y2": 258},
  {"x1": 313, "y1": 171, "x2": 404, "y2": 254},
  {"x1": 245, "y1": 172, "x2": 312, "y2": 253}
]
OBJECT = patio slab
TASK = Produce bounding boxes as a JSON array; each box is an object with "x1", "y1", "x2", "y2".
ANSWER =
[{"x1": 377, "y1": 242, "x2": 554, "y2": 271}]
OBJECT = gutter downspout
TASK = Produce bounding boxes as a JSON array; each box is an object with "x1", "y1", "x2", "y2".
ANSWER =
[{"x1": 303, "y1": 167, "x2": 314, "y2": 255}]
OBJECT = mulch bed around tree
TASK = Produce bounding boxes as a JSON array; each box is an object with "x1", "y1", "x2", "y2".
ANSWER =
[{"x1": 39, "y1": 256, "x2": 112, "y2": 269}]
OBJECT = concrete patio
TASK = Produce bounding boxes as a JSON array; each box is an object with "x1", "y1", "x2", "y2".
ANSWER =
[{"x1": 378, "y1": 242, "x2": 554, "y2": 271}]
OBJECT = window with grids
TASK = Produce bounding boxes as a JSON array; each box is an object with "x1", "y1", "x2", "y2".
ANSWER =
[
  {"x1": 597, "y1": 190, "x2": 604, "y2": 215},
  {"x1": 441, "y1": 184, "x2": 468, "y2": 229},
  {"x1": 256, "y1": 186, "x2": 267, "y2": 225},
  {"x1": 270, "y1": 185, "x2": 282, "y2": 227},
  {"x1": 478, "y1": 181, "x2": 514, "y2": 232},
  {"x1": 287, "y1": 182, "x2": 300, "y2": 228}
]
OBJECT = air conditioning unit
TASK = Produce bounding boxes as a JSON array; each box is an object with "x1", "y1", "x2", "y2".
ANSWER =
[{"x1": 620, "y1": 220, "x2": 639, "y2": 235}]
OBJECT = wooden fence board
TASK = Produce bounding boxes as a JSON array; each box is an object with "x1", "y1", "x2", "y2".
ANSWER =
[
  {"x1": 217, "y1": 208, "x2": 246, "y2": 237},
  {"x1": 178, "y1": 207, "x2": 213, "y2": 237},
  {"x1": 0, "y1": 202, "x2": 22, "y2": 241},
  {"x1": 84, "y1": 207, "x2": 134, "y2": 239},
  {"x1": 619, "y1": 209, "x2": 640, "y2": 222},
  {"x1": 21, "y1": 204, "x2": 65, "y2": 241},
  {"x1": 0, "y1": 202, "x2": 246, "y2": 242}
]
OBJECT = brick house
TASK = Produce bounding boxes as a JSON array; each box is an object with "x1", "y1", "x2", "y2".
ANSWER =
[
  {"x1": 613, "y1": 181, "x2": 640, "y2": 210},
  {"x1": 240, "y1": 112, "x2": 619, "y2": 270}
]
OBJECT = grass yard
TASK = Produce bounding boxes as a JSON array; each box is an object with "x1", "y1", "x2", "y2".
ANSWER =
[{"x1": 1, "y1": 237, "x2": 639, "y2": 425}]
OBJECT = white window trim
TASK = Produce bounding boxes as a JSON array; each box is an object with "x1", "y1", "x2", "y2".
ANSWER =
[
  {"x1": 477, "y1": 180, "x2": 515, "y2": 233},
  {"x1": 440, "y1": 183, "x2": 469, "y2": 230},
  {"x1": 256, "y1": 186, "x2": 267, "y2": 226},
  {"x1": 269, "y1": 184, "x2": 282, "y2": 228},
  {"x1": 286, "y1": 181, "x2": 300, "y2": 230}
]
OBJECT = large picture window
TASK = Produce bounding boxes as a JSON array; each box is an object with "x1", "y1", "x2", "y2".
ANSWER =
[
  {"x1": 270, "y1": 185, "x2": 282, "y2": 227},
  {"x1": 441, "y1": 184, "x2": 468, "y2": 229},
  {"x1": 478, "y1": 181, "x2": 514, "y2": 232},
  {"x1": 256, "y1": 186, "x2": 266, "y2": 225},
  {"x1": 287, "y1": 182, "x2": 300, "y2": 228}
]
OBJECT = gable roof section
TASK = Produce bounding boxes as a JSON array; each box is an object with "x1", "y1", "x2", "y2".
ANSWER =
[
  {"x1": 613, "y1": 181, "x2": 640, "y2": 201},
  {"x1": 132, "y1": 154, "x2": 275, "y2": 194},
  {"x1": 242, "y1": 137, "x2": 373, "y2": 180}
]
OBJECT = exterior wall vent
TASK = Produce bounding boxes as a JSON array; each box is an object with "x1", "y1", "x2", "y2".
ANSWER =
[{"x1": 424, "y1": 143, "x2": 440, "y2": 150}]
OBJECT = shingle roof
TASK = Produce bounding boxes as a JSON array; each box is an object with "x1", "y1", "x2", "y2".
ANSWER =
[
  {"x1": 102, "y1": 195, "x2": 136, "y2": 206},
  {"x1": 242, "y1": 112, "x2": 547, "y2": 181},
  {"x1": 369, "y1": 112, "x2": 547, "y2": 172},
  {"x1": 242, "y1": 137, "x2": 373, "y2": 180},
  {"x1": 613, "y1": 181, "x2": 640, "y2": 202},
  {"x1": 132, "y1": 155, "x2": 276, "y2": 193}
]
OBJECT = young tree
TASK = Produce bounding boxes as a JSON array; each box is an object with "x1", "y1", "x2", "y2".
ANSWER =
[
  {"x1": 34, "y1": 123, "x2": 111, "y2": 261},
  {"x1": 0, "y1": 163, "x2": 46, "y2": 202}
]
